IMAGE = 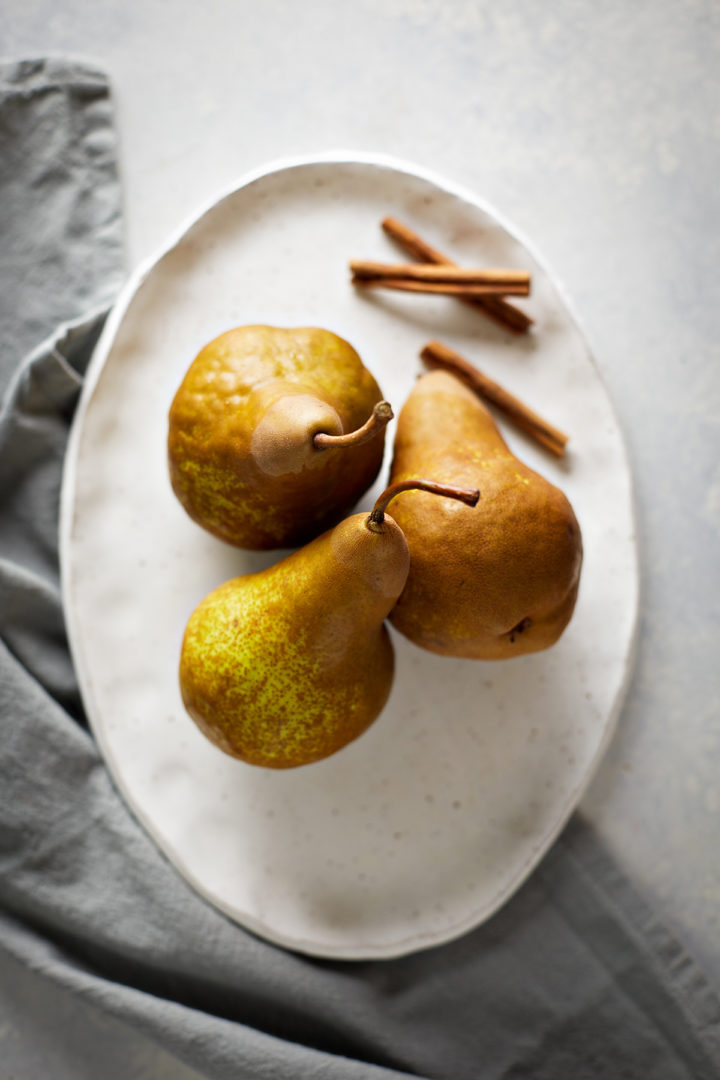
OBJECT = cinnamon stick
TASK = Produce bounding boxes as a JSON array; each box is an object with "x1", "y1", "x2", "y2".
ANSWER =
[
  {"x1": 421, "y1": 340, "x2": 568, "y2": 457},
  {"x1": 382, "y1": 216, "x2": 533, "y2": 334},
  {"x1": 350, "y1": 260, "x2": 531, "y2": 290},
  {"x1": 353, "y1": 277, "x2": 530, "y2": 298}
]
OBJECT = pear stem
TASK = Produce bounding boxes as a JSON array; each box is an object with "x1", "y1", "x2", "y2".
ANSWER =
[
  {"x1": 367, "y1": 478, "x2": 480, "y2": 531},
  {"x1": 313, "y1": 401, "x2": 393, "y2": 450}
]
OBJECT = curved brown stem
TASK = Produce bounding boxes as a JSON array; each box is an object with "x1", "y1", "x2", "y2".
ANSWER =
[
  {"x1": 367, "y1": 478, "x2": 479, "y2": 532},
  {"x1": 313, "y1": 401, "x2": 393, "y2": 450}
]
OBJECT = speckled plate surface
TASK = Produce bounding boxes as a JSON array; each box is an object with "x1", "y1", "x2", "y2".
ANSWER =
[{"x1": 60, "y1": 152, "x2": 638, "y2": 959}]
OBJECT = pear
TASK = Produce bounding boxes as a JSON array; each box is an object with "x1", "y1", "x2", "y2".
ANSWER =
[
  {"x1": 388, "y1": 369, "x2": 583, "y2": 660},
  {"x1": 168, "y1": 325, "x2": 392, "y2": 550},
  {"x1": 179, "y1": 479, "x2": 478, "y2": 769}
]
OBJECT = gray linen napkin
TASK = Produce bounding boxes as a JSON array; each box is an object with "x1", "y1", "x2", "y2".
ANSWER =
[{"x1": 2, "y1": 57, "x2": 720, "y2": 1080}]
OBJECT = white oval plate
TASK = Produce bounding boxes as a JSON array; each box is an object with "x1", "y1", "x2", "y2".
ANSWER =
[{"x1": 60, "y1": 152, "x2": 638, "y2": 959}]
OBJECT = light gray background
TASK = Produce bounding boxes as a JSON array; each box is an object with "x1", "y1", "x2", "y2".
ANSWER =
[{"x1": 2, "y1": 1, "x2": 719, "y2": 1076}]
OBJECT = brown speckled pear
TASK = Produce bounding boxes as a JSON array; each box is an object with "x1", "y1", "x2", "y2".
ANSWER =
[
  {"x1": 388, "y1": 370, "x2": 583, "y2": 660},
  {"x1": 179, "y1": 480, "x2": 478, "y2": 769},
  {"x1": 168, "y1": 325, "x2": 391, "y2": 550}
]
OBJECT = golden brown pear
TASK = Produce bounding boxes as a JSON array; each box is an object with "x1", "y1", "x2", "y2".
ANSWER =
[
  {"x1": 168, "y1": 325, "x2": 391, "y2": 550},
  {"x1": 179, "y1": 480, "x2": 478, "y2": 768},
  {"x1": 388, "y1": 370, "x2": 583, "y2": 660}
]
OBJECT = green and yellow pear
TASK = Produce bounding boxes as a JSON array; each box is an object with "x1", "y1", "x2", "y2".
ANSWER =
[
  {"x1": 179, "y1": 479, "x2": 478, "y2": 769},
  {"x1": 168, "y1": 325, "x2": 392, "y2": 550},
  {"x1": 388, "y1": 369, "x2": 583, "y2": 660}
]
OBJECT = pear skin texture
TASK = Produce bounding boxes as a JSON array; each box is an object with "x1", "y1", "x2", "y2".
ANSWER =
[
  {"x1": 179, "y1": 513, "x2": 410, "y2": 768},
  {"x1": 168, "y1": 325, "x2": 387, "y2": 550},
  {"x1": 388, "y1": 370, "x2": 583, "y2": 660}
]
